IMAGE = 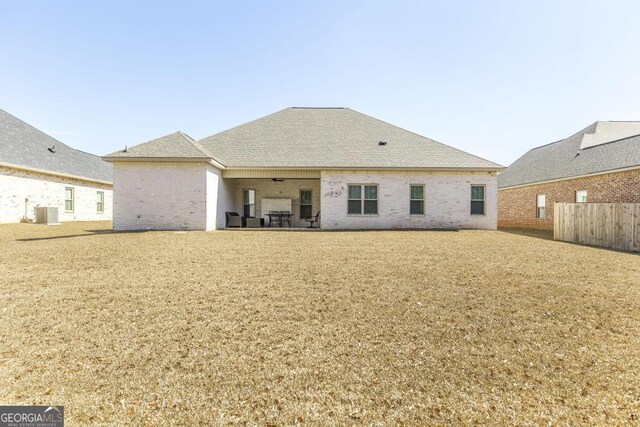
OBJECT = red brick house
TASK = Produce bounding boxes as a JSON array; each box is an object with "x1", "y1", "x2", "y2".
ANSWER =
[{"x1": 498, "y1": 121, "x2": 640, "y2": 230}]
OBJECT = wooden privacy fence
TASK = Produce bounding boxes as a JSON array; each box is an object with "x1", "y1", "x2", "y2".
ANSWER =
[{"x1": 554, "y1": 203, "x2": 640, "y2": 252}]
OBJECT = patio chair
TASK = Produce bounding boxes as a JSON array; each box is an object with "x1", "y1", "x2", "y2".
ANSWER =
[
  {"x1": 305, "y1": 211, "x2": 320, "y2": 228},
  {"x1": 225, "y1": 212, "x2": 242, "y2": 228}
]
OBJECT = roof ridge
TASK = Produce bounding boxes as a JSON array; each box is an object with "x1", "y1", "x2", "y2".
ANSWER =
[
  {"x1": 289, "y1": 106, "x2": 347, "y2": 109},
  {"x1": 528, "y1": 139, "x2": 564, "y2": 151},
  {"x1": 501, "y1": 124, "x2": 591, "y2": 170},
  {"x1": 525, "y1": 122, "x2": 599, "y2": 153},
  {"x1": 599, "y1": 120, "x2": 640, "y2": 123},
  {"x1": 197, "y1": 108, "x2": 292, "y2": 143},
  {"x1": 505, "y1": 136, "x2": 570, "y2": 171},
  {"x1": 180, "y1": 132, "x2": 227, "y2": 167},
  {"x1": 130, "y1": 131, "x2": 182, "y2": 146},
  {"x1": 176, "y1": 131, "x2": 207, "y2": 156},
  {"x1": 516, "y1": 121, "x2": 599, "y2": 158},
  {"x1": 344, "y1": 108, "x2": 504, "y2": 168},
  {"x1": 177, "y1": 131, "x2": 196, "y2": 142},
  {"x1": 571, "y1": 120, "x2": 599, "y2": 139}
]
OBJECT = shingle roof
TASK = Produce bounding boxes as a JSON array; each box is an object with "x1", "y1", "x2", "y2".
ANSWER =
[
  {"x1": 105, "y1": 108, "x2": 503, "y2": 170},
  {"x1": 0, "y1": 109, "x2": 113, "y2": 183},
  {"x1": 104, "y1": 131, "x2": 212, "y2": 159},
  {"x1": 498, "y1": 121, "x2": 640, "y2": 188}
]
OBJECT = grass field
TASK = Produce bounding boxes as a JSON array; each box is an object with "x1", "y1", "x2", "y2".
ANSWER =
[{"x1": 1, "y1": 222, "x2": 639, "y2": 425}]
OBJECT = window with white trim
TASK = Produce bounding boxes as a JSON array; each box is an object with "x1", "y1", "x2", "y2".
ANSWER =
[
  {"x1": 410, "y1": 185, "x2": 424, "y2": 215},
  {"x1": 243, "y1": 189, "x2": 256, "y2": 217},
  {"x1": 536, "y1": 194, "x2": 546, "y2": 219},
  {"x1": 96, "y1": 191, "x2": 104, "y2": 213},
  {"x1": 348, "y1": 184, "x2": 378, "y2": 215},
  {"x1": 300, "y1": 190, "x2": 312, "y2": 218},
  {"x1": 65, "y1": 187, "x2": 74, "y2": 212},
  {"x1": 470, "y1": 185, "x2": 485, "y2": 215},
  {"x1": 575, "y1": 190, "x2": 587, "y2": 203}
]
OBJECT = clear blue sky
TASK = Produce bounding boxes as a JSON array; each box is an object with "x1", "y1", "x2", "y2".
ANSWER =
[{"x1": 2, "y1": 0, "x2": 640, "y2": 166}]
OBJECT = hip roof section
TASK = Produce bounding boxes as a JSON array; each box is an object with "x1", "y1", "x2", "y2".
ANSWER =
[{"x1": 105, "y1": 108, "x2": 503, "y2": 170}]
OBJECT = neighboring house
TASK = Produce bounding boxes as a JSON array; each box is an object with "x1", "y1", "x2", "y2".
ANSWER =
[
  {"x1": 0, "y1": 109, "x2": 113, "y2": 223},
  {"x1": 103, "y1": 107, "x2": 503, "y2": 231},
  {"x1": 498, "y1": 121, "x2": 640, "y2": 230}
]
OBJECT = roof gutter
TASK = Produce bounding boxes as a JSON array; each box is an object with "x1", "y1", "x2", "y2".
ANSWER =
[
  {"x1": 100, "y1": 160, "x2": 499, "y2": 172},
  {"x1": 102, "y1": 156, "x2": 226, "y2": 170},
  {"x1": 224, "y1": 166, "x2": 504, "y2": 172},
  {"x1": 0, "y1": 161, "x2": 113, "y2": 185}
]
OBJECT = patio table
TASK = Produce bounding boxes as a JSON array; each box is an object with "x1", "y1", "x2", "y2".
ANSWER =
[{"x1": 266, "y1": 211, "x2": 293, "y2": 227}]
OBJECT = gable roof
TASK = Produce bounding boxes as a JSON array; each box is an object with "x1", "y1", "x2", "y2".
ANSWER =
[
  {"x1": 104, "y1": 131, "x2": 213, "y2": 159},
  {"x1": 498, "y1": 121, "x2": 640, "y2": 189},
  {"x1": 0, "y1": 109, "x2": 113, "y2": 183},
  {"x1": 104, "y1": 108, "x2": 503, "y2": 170}
]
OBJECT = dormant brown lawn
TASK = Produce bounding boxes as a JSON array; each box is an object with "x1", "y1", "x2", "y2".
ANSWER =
[{"x1": 1, "y1": 222, "x2": 639, "y2": 425}]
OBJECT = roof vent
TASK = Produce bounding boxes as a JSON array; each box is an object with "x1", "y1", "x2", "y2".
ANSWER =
[
  {"x1": 378, "y1": 141, "x2": 387, "y2": 146},
  {"x1": 47, "y1": 145, "x2": 56, "y2": 153},
  {"x1": 123, "y1": 145, "x2": 128, "y2": 153}
]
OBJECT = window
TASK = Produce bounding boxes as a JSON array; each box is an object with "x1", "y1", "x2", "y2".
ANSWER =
[
  {"x1": 410, "y1": 185, "x2": 424, "y2": 215},
  {"x1": 470, "y1": 185, "x2": 485, "y2": 215},
  {"x1": 300, "y1": 190, "x2": 312, "y2": 219},
  {"x1": 537, "y1": 194, "x2": 546, "y2": 219},
  {"x1": 243, "y1": 189, "x2": 256, "y2": 217},
  {"x1": 65, "y1": 187, "x2": 74, "y2": 212},
  {"x1": 348, "y1": 184, "x2": 378, "y2": 215},
  {"x1": 576, "y1": 190, "x2": 588, "y2": 203},
  {"x1": 96, "y1": 191, "x2": 104, "y2": 213}
]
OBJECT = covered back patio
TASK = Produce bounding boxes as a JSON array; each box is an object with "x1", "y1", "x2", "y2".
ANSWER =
[{"x1": 222, "y1": 172, "x2": 321, "y2": 229}]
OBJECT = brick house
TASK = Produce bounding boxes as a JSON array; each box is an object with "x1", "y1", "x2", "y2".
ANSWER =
[
  {"x1": 498, "y1": 121, "x2": 640, "y2": 230},
  {"x1": 0, "y1": 109, "x2": 113, "y2": 223},
  {"x1": 103, "y1": 107, "x2": 503, "y2": 231}
]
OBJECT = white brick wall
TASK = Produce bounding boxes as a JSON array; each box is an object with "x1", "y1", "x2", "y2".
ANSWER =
[
  {"x1": 206, "y1": 167, "x2": 219, "y2": 231},
  {"x1": 113, "y1": 162, "x2": 208, "y2": 231},
  {"x1": 110, "y1": 164, "x2": 497, "y2": 231},
  {"x1": 206, "y1": 166, "x2": 236, "y2": 230},
  {"x1": 320, "y1": 170, "x2": 497, "y2": 230},
  {"x1": 0, "y1": 165, "x2": 112, "y2": 223}
]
